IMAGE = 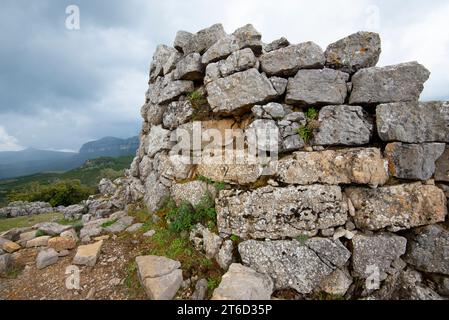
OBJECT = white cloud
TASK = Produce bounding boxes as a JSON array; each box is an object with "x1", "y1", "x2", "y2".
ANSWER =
[{"x1": 0, "y1": 126, "x2": 24, "y2": 151}]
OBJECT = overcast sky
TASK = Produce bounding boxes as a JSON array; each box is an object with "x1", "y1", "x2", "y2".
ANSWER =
[{"x1": 0, "y1": 0, "x2": 448, "y2": 152}]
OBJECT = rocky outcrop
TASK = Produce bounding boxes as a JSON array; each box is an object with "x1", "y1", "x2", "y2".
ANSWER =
[{"x1": 0, "y1": 201, "x2": 55, "y2": 218}]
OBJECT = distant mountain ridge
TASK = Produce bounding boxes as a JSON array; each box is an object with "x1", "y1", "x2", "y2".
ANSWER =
[{"x1": 0, "y1": 136, "x2": 139, "y2": 179}]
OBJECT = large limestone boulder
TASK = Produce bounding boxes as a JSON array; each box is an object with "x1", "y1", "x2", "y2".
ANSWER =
[
  {"x1": 36, "y1": 248, "x2": 59, "y2": 270},
  {"x1": 202, "y1": 35, "x2": 240, "y2": 64},
  {"x1": 206, "y1": 68, "x2": 278, "y2": 114},
  {"x1": 325, "y1": 31, "x2": 381, "y2": 74},
  {"x1": 103, "y1": 216, "x2": 135, "y2": 234},
  {"x1": 149, "y1": 45, "x2": 179, "y2": 82},
  {"x1": 136, "y1": 255, "x2": 183, "y2": 300},
  {"x1": 216, "y1": 185, "x2": 348, "y2": 239},
  {"x1": 47, "y1": 237, "x2": 76, "y2": 252},
  {"x1": 35, "y1": 222, "x2": 72, "y2": 236},
  {"x1": 26, "y1": 236, "x2": 51, "y2": 248},
  {"x1": 170, "y1": 181, "x2": 217, "y2": 207},
  {"x1": 0, "y1": 253, "x2": 12, "y2": 274},
  {"x1": 384, "y1": 142, "x2": 445, "y2": 180},
  {"x1": 239, "y1": 240, "x2": 348, "y2": 293},
  {"x1": 376, "y1": 101, "x2": 449, "y2": 143},
  {"x1": 212, "y1": 264, "x2": 273, "y2": 300},
  {"x1": 404, "y1": 224, "x2": 449, "y2": 275},
  {"x1": 174, "y1": 23, "x2": 227, "y2": 55},
  {"x1": 285, "y1": 69, "x2": 349, "y2": 105},
  {"x1": 351, "y1": 233, "x2": 407, "y2": 280},
  {"x1": 162, "y1": 100, "x2": 194, "y2": 130},
  {"x1": 346, "y1": 183, "x2": 447, "y2": 232},
  {"x1": 174, "y1": 53, "x2": 204, "y2": 81},
  {"x1": 276, "y1": 148, "x2": 388, "y2": 187},
  {"x1": 0, "y1": 238, "x2": 21, "y2": 253},
  {"x1": 349, "y1": 62, "x2": 430, "y2": 104},
  {"x1": 259, "y1": 42, "x2": 325, "y2": 76},
  {"x1": 312, "y1": 105, "x2": 374, "y2": 146},
  {"x1": 232, "y1": 24, "x2": 263, "y2": 54}
]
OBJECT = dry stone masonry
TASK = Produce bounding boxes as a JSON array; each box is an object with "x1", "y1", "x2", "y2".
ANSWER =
[
  {"x1": 119, "y1": 23, "x2": 449, "y2": 300},
  {"x1": 1, "y1": 23, "x2": 448, "y2": 300}
]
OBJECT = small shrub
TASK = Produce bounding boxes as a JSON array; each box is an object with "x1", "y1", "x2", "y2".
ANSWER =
[
  {"x1": 207, "y1": 276, "x2": 221, "y2": 291},
  {"x1": 297, "y1": 124, "x2": 314, "y2": 143},
  {"x1": 297, "y1": 107, "x2": 319, "y2": 144},
  {"x1": 305, "y1": 107, "x2": 318, "y2": 120},
  {"x1": 230, "y1": 234, "x2": 240, "y2": 242},
  {"x1": 296, "y1": 234, "x2": 309, "y2": 246},
  {"x1": 101, "y1": 219, "x2": 118, "y2": 229},
  {"x1": 35, "y1": 230, "x2": 47, "y2": 237}
]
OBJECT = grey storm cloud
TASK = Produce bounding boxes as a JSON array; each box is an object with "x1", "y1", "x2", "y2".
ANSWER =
[{"x1": 0, "y1": 0, "x2": 448, "y2": 151}]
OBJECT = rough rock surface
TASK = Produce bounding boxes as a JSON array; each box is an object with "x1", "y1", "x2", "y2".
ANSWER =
[
  {"x1": 162, "y1": 100, "x2": 194, "y2": 130},
  {"x1": 174, "y1": 53, "x2": 204, "y2": 81},
  {"x1": 217, "y1": 185, "x2": 348, "y2": 239},
  {"x1": 190, "y1": 224, "x2": 223, "y2": 259},
  {"x1": 404, "y1": 225, "x2": 449, "y2": 275},
  {"x1": 346, "y1": 183, "x2": 447, "y2": 232},
  {"x1": 325, "y1": 31, "x2": 381, "y2": 74},
  {"x1": 212, "y1": 263, "x2": 273, "y2": 300},
  {"x1": 170, "y1": 181, "x2": 216, "y2": 207},
  {"x1": 285, "y1": 68, "x2": 349, "y2": 105},
  {"x1": 259, "y1": 42, "x2": 325, "y2": 76},
  {"x1": 47, "y1": 237, "x2": 76, "y2": 252},
  {"x1": 0, "y1": 253, "x2": 12, "y2": 274},
  {"x1": 136, "y1": 255, "x2": 183, "y2": 300},
  {"x1": 26, "y1": 236, "x2": 51, "y2": 248},
  {"x1": 239, "y1": 240, "x2": 337, "y2": 293},
  {"x1": 35, "y1": 222, "x2": 72, "y2": 236},
  {"x1": 319, "y1": 269, "x2": 353, "y2": 296},
  {"x1": 384, "y1": 142, "x2": 445, "y2": 180},
  {"x1": 232, "y1": 24, "x2": 262, "y2": 54},
  {"x1": 376, "y1": 101, "x2": 449, "y2": 143},
  {"x1": 275, "y1": 148, "x2": 388, "y2": 187},
  {"x1": 349, "y1": 62, "x2": 430, "y2": 104},
  {"x1": 202, "y1": 35, "x2": 240, "y2": 64},
  {"x1": 435, "y1": 147, "x2": 449, "y2": 182},
  {"x1": 174, "y1": 23, "x2": 226, "y2": 55},
  {"x1": 0, "y1": 238, "x2": 21, "y2": 253},
  {"x1": 312, "y1": 105, "x2": 374, "y2": 146},
  {"x1": 104, "y1": 216, "x2": 135, "y2": 233},
  {"x1": 351, "y1": 233, "x2": 407, "y2": 280},
  {"x1": 36, "y1": 248, "x2": 59, "y2": 270},
  {"x1": 206, "y1": 68, "x2": 277, "y2": 114},
  {"x1": 264, "y1": 37, "x2": 290, "y2": 53},
  {"x1": 73, "y1": 240, "x2": 103, "y2": 267}
]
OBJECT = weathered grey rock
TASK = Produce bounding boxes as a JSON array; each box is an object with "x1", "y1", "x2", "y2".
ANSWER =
[
  {"x1": 349, "y1": 62, "x2": 430, "y2": 104},
  {"x1": 404, "y1": 224, "x2": 449, "y2": 275},
  {"x1": 126, "y1": 223, "x2": 143, "y2": 233},
  {"x1": 351, "y1": 233, "x2": 407, "y2": 280},
  {"x1": 384, "y1": 142, "x2": 445, "y2": 180},
  {"x1": 140, "y1": 103, "x2": 166, "y2": 126},
  {"x1": 202, "y1": 35, "x2": 240, "y2": 64},
  {"x1": 252, "y1": 102, "x2": 287, "y2": 120},
  {"x1": 0, "y1": 253, "x2": 12, "y2": 274},
  {"x1": 104, "y1": 216, "x2": 135, "y2": 233},
  {"x1": 269, "y1": 77, "x2": 288, "y2": 96},
  {"x1": 305, "y1": 238, "x2": 351, "y2": 268},
  {"x1": 190, "y1": 224, "x2": 223, "y2": 259},
  {"x1": 170, "y1": 181, "x2": 217, "y2": 207},
  {"x1": 98, "y1": 179, "x2": 117, "y2": 196},
  {"x1": 147, "y1": 76, "x2": 194, "y2": 105},
  {"x1": 61, "y1": 204, "x2": 85, "y2": 221},
  {"x1": 143, "y1": 230, "x2": 156, "y2": 238},
  {"x1": 212, "y1": 263, "x2": 273, "y2": 300},
  {"x1": 312, "y1": 105, "x2": 373, "y2": 146},
  {"x1": 19, "y1": 230, "x2": 37, "y2": 244},
  {"x1": 79, "y1": 226, "x2": 102, "y2": 239},
  {"x1": 174, "y1": 53, "x2": 204, "y2": 81},
  {"x1": 144, "y1": 173, "x2": 169, "y2": 213},
  {"x1": 319, "y1": 269, "x2": 353, "y2": 296},
  {"x1": 276, "y1": 148, "x2": 388, "y2": 187},
  {"x1": 149, "y1": 45, "x2": 178, "y2": 82},
  {"x1": 346, "y1": 183, "x2": 447, "y2": 232},
  {"x1": 163, "y1": 51, "x2": 182, "y2": 75},
  {"x1": 162, "y1": 100, "x2": 194, "y2": 130},
  {"x1": 204, "y1": 48, "x2": 258, "y2": 83},
  {"x1": 216, "y1": 185, "x2": 348, "y2": 239},
  {"x1": 259, "y1": 42, "x2": 325, "y2": 76},
  {"x1": 206, "y1": 68, "x2": 277, "y2": 114},
  {"x1": 377, "y1": 101, "x2": 449, "y2": 143},
  {"x1": 217, "y1": 240, "x2": 234, "y2": 270},
  {"x1": 246, "y1": 119, "x2": 281, "y2": 152},
  {"x1": 61, "y1": 229, "x2": 79, "y2": 242},
  {"x1": 146, "y1": 125, "x2": 172, "y2": 158},
  {"x1": 174, "y1": 24, "x2": 227, "y2": 55},
  {"x1": 197, "y1": 161, "x2": 264, "y2": 186},
  {"x1": 191, "y1": 279, "x2": 208, "y2": 300},
  {"x1": 0, "y1": 202, "x2": 54, "y2": 218},
  {"x1": 36, "y1": 248, "x2": 59, "y2": 269},
  {"x1": 264, "y1": 37, "x2": 290, "y2": 53},
  {"x1": 35, "y1": 222, "x2": 71, "y2": 236},
  {"x1": 325, "y1": 31, "x2": 381, "y2": 74},
  {"x1": 285, "y1": 68, "x2": 349, "y2": 105},
  {"x1": 73, "y1": 240, "x2": 103, "y2": 267},
  {"x1": 239, "y1": 240, "x2": 334, "y2": 293},
  {"x1": 26, "y1": 236, "x2": 50, "y2": 248},
  {"x1": 435, "y1": 147, "x2": 449, "y2": 182},
  {"x1": 136, "y1": 255, "x2": 183, "y2": 300},
  {"x1": 232, "y1": 24, "x2": 262, "y2": 54}
]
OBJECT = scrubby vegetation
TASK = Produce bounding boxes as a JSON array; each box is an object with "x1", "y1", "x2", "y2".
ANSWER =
[
  {"x1": 297, "y1": 107, "x2": 319, "y2": 144},
  {"x1": 0, "y1": 156, "x2": 133, "y2": 206}
]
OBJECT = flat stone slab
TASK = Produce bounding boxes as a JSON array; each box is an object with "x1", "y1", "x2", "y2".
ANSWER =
[
  {"x1": 136, "y1": 255, "x2": 183, "y2": 300},
  {"x1": 35, "y1": 222, "x2": 72, "y2": 236},
  {"x1": 104, "y1": 216, "x2": 135, "y2": 234},
  {"x1": 73, "y1": 240, "x2": 103, "y2": 267},
  {"x1": 212, "y1": 263, "x2": 273, "y2": 300},
  {"x1": 0, "y1": 238, "x2": 21, "y2": 253},
  {"x1": 47, "y1": 236, "x2": 77, "y2": 252},
  {"x1": 26, "y1": 236, "x2": 51, "y2": 248}
]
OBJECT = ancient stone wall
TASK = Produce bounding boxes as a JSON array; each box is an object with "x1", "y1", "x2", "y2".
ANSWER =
[{"x1": 125, "y1": 23, "x2": 449, "y2": 299}]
